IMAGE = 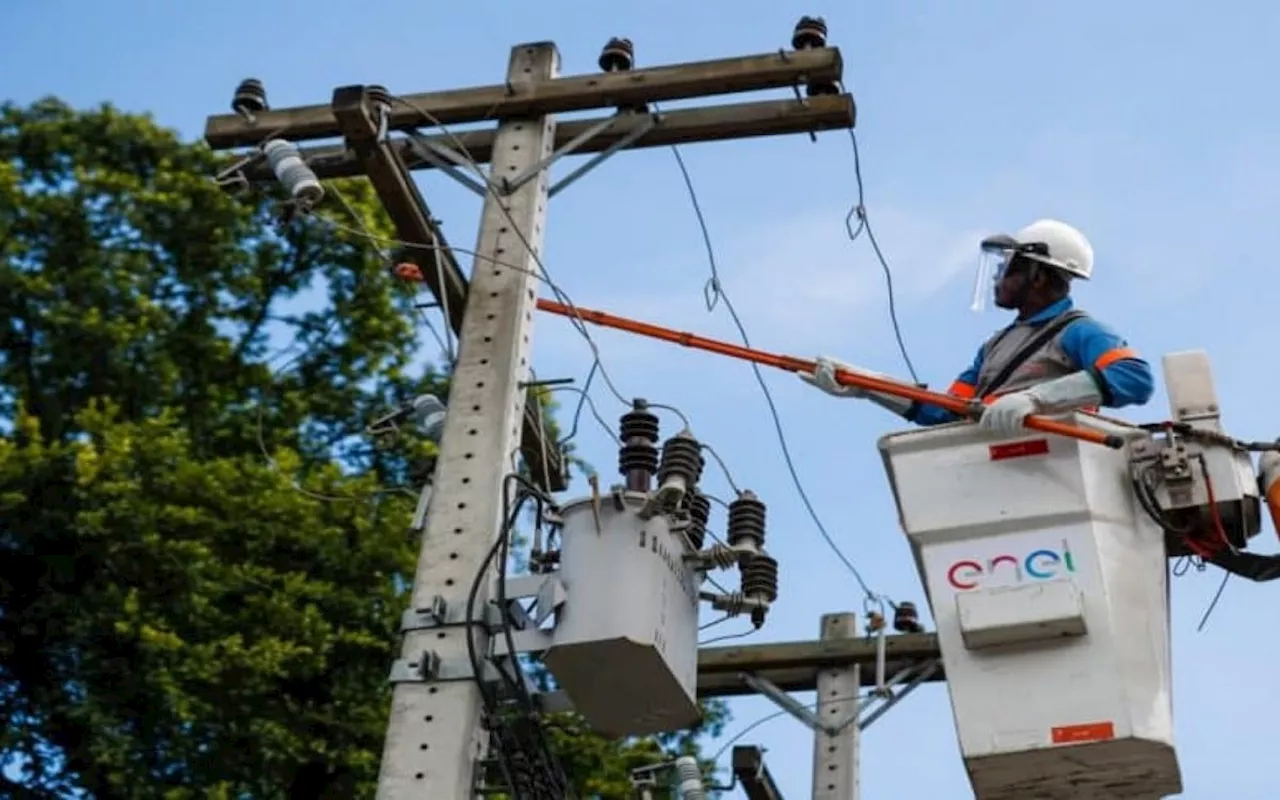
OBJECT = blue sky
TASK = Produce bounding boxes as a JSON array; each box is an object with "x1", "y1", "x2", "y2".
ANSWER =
[{"x1": 5, "y1": 0, "x2": 1280, "y2": 797}]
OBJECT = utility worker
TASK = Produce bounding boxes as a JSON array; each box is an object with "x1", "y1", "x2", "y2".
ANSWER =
[{"x1": 800, "y1": 219, "x2": 1154, "y2": 436}]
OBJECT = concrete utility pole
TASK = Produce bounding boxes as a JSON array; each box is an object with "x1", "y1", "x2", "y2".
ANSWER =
[
  {"x1": 813, "y1": 613, "x2": 861, "y2": 800},
  {"x1": 203, "y1": 21, "x2": 945, "y2": 800},
  {"x1": 376, "y1": 44, "x2": 559, "y2": 799}
]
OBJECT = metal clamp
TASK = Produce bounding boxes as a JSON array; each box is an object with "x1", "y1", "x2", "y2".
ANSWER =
[
  {"x1": 388, "y1": 650, "x2": 502, "y2": 684},
  {"x1": 399, "y1": 594, "x2": 502, "y2": 633}
]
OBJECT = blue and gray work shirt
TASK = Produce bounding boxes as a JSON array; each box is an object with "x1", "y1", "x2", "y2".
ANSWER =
[{"x1": 907, "y1": 297, "x2": 1155, "y2": 427}]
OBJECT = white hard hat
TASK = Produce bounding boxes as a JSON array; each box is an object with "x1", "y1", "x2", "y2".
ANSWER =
[
  {"x1": 969, "y1": 219, "x2": 1094, "y2": 311},
  {"x1": 1007, "y1": 219, "x2": 1094, "y2": 280}
]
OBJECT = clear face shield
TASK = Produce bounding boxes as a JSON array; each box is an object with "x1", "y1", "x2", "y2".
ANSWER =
[{"x1": 969, "y1": 234, "x2": 1018, "y2": 312}]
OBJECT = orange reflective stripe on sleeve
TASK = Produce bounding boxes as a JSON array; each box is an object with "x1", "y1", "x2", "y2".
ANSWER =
[
  {"x1": 948, "y1": 380, "x2": 977, "y2": 399},
  {"x1": 1094, "y1": 346, "x2": 1138, "y2": 370}
]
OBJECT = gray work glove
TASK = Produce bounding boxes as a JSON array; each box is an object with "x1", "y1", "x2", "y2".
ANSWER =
[
  {"x1": 799, "y1": 356, "x2": 913, "y2": 417},
  {"x1": 978, "y1": 371, "x2": 1103, "y2": 437},
  {"x1": 798, "y1": 355, "x2": 870, "y2": 398}
]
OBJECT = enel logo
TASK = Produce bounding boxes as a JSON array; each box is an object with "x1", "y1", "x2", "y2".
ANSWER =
[{"x1": 945, "y1": 541, "x2": 1076, "y2": 591}]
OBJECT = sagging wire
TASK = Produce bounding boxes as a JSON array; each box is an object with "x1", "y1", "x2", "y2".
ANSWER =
[
  {"x1": 698, "y1": 623, "x2": 760, "y2": 648},
  {"x1": 547, "y1": 384, "x2": 620, "y2": 448},
  {"x1": 699, "y1": 614, "x2": 733, "y2": 632},
  {"x1": 389, "y1": 94, "x2": 645, "y2": 416},
  {"x1": 342, "y1": 219, "x2": 714, "y2": 483},
  {"x1": 325, "y1": 183, "x2": 457, "y2": 367},
  {"x1": 699, "y1": 442, "x2": 741, "y2": 495},
  {"x1": 669, "y1": 144, "x2": 887, "y2": 606},
  {"x1": 556, "y1": 360, "x2": 602, "y2": 448},
  {"x1": 249, "y1": 256, "x2": 414, "y2": 505},
  {"x1": 1197, "y1": 570, "x2": 1231, "y2": 632},
  {"x1": 843, "y1": 128, "x2": 920, "y2": 385},
  {"x1": 384, "y1": 95, "x2": 750, "y2": 511}
]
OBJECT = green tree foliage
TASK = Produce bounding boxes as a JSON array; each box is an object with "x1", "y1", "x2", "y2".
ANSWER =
[{"x1": 0, "y1": 98, "x2": 726, "y2": 799}]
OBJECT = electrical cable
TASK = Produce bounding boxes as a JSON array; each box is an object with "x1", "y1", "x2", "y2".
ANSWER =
[
  {"x1": 328, "y1": 181, "x2": 458, "y2": 366},
  {"x1": 336, "y1": 97, "x2": 709, "y2": 500},
  {"x1": 556, "y1": 360, "x2": 601, "y2": 447},
  {"x1": 550, "y1": 375, "x2": 738, "y2": 625},
  {"x1": 698, "y1": 614, "x2": 733, "y2": 632},
  {"x1": 698, "y1": 442, "x2": 741, "y2": 495},
  {"x1": 497, "y1": 476, "x2": 573, "y2": 797},
  {"x1": 464, "y1": 500, "x2": 523, "y2": 796},
  {"x1": 251, "y1": 292, "x2": 415, "y2": 504},
  {"x1": 547, "y1": 382, "x2": 621, "y2": 448},
  {"x1": 1196, "y1": 570, "x2": 1231, "y2": 632},
  {"x1": 843, "y1": 128, "x2": 920, "y2": 385},
  {"x1": 668, "y1": 145, "x2": 885, "y2": 604},
  {"x1": 466, "y1": 474, "x2": 573, "y2": 799},
  {"x1": 358, "y1": 99, "x2": 738, "y2": 524},
  {"x1": 389, "y1": 95, "x2": 640, "y2": 414},
  {"x1": 698, "y1": 624, "x2": 759, "y2": 648}
]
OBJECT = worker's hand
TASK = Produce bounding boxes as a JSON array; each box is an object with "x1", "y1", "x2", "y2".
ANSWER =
[
  {"x1": 979, "y1": 392, "x2": 1040, "y2": 437},
  {"x1": 798, "y1": 356, "x2": 869, "y2": 399}
]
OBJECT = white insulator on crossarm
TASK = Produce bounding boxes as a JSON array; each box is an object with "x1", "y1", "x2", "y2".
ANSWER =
[
  {"x1": 674, "y1": 755, "x2": 706, "y2": 800},
  {"x1": 263, "y1": 139, "x2": 324, "y2": 208}
]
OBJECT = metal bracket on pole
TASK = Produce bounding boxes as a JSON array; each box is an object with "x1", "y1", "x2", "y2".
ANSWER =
[
  {"x1": 738, "y1": 659, "x2": 928, "y2": 741},
  {"x1": 405, "y1": 133, "x2": 490, "y2": 196},
  {"x1": 501, "y1": 574, "x2": 566, "y2": 627},
  {"x1": 500, "y1": 113, "x2": 617, "y2": 193},
  {"x1": 740, "y1": 671, "x2": 827, "y2": 732},
  {"x1": 858, "y1": 658, "x2": 940, "y2": 732},
  {"x1": 387, "y1": 651, "x2": 503, "y2": 684},
  {"x1": 483, "y1": 110, "x2": 658, "y2": 198},
  {"x1": 547, "y1": 112, "x2": 657, "y2": 198},
  {"x1": 398, "y1": 594, "x2": 504, "y2": 633}
]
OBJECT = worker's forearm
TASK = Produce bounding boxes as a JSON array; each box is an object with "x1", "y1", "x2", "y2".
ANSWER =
[
  {"x1": 866, "y1": 390, "x2": 915, "y2": 419},
  {"x1": 1026, "y1": 371, "x2": 1105, "y2": 414},
  {"x1": 1094, "y1": 359, "x2": 1155, "y2": 408},
  {"x1": 904, "y1": 401, "x2": 960, "y2": 427}
]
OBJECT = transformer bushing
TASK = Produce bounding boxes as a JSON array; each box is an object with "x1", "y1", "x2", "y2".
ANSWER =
[
  {"x1": 791, "y1": 16, "x2": 839, "y2": 97},
  {"x1": 685, "y1": 491, "x2": 711, "y2": 551},
  {"x1": 742, "y1": 553, "x2": 779, "y2": 627},
  {"x1": 652, "y1": 430, "x2": 705, "y2": 510},
  {"x1": 618, "y1": 399, "x2": 660, "y2": 492},
  {"x1": 726, "y1": 490, "x2": 766, "y2": 553}
]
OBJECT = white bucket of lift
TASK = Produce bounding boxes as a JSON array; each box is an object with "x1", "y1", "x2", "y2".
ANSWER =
[{"x1": 878, "y1": 414, "x2": 1182, "y2": 799}]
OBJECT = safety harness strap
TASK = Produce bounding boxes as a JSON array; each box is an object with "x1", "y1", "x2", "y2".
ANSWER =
[{"x1": 978, "y1": 309, "x2": 1088, "y2": 399}]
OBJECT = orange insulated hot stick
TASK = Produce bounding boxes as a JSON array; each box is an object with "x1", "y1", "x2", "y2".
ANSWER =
[
  {"x1": 534, "y1": 298, "x2": 1125, "y2": 450},
  {"x1": 389, "y1": 264, "x2": 1123, "y2": 449}
]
